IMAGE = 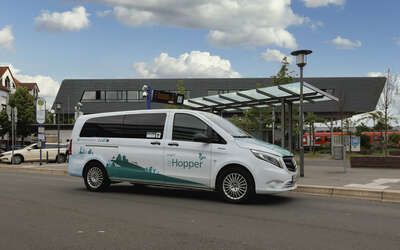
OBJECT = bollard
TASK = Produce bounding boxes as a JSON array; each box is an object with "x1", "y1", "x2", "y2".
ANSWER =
[{"x1": 46, "y1": 151, "x2": 49, "y2": 164}]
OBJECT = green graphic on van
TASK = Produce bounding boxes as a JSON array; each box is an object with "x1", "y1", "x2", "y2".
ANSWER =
[
  {"x1": 168, "y1": 152, "x2": 206, "y2": 169},
  {"x1": 79, "y1": 146, "x2": 93, "y2": 155},
  {"x1": 106, "y1": 154, "x2": 204, "y2": 186}
]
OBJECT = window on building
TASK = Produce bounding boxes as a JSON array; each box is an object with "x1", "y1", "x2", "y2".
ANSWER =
[
  {"x1": 123, "y1": 113, "x2": 166, "y2": 139},
  {"x1": 5, "y1": 77, "x2": 10, "y2": 89},
  {"x1": 207, "y1": 90, "x2": 219, "y2": 96},
  {"x1": 127, "y1": 91, "x2": 139, "y2": 101},
  {"x1": 106, "y1": 91, "x2": 126, "y2": 102},
  {"x1": 80, "y1": 115, "x2": 124, "y2": 138},
  {"x1": 81, "y1": 90, "x2": 105, "y2": 102}
]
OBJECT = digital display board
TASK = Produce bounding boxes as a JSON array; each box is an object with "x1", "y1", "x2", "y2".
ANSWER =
[{"x1": 151, "y1": 90, "x2": 184, "y2": 105}]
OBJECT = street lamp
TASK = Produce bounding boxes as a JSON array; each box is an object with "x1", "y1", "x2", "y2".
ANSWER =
[
  {"x1": 291, "y1": 49, "x2": 312, "y2": 177},
  {"x1": 142, "y1": 84, "x2": 152, "y2": 109},
  {"x1": 56, "y1": 103, "x2": 62, "y2": 160}
]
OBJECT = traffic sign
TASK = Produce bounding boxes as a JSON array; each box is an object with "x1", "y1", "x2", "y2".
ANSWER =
[
  {"x1": 36, "y1": 98, "x2": 46, "y2": 124},
  {"x1": 151, "y1": 90, "x2": 184, "y2": 105}
]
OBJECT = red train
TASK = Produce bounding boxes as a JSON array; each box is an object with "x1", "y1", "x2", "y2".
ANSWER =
[{"x1": 303, "y1": 131, "x2": 400, "y2": 146}]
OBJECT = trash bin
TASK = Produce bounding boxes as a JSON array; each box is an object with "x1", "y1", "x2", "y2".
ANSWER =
[{"x1": 333, "y1": 145, "x2": 344, "y2": 160}]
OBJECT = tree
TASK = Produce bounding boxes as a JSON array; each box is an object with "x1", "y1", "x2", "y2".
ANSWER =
[
  {"x1": 230, "y1": 57, "x2": 297, "y2": 142},
  {"x1": 377, "y1": 69, "x2": 399, "y2": 156},
  {"x1": 0, "y1": 109, "x2": 11, "y2": 147},
  {"x1": 166, "y1": 80, "x2": 188, "y2": 109},
  {"x1": 8, "y1": 87, "x2": 35, "y2": 145}
]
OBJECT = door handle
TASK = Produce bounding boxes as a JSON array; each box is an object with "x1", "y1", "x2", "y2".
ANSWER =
[
  {"x1": 151, "y1": 141, "x2": 161, "y2": 145},
  {"x1": 168, "y1": 142, "x2": 179, "y2": 146}
]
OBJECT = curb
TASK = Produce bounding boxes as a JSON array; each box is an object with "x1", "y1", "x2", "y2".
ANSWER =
[
  {"x1": 0, "y1": 166, "x2": 68, "y2": 175},
  {"x1": 1, "y1": 167, "x2": 399, "y2": 203},
  {"x1": 294, "y1": 184, "x2": 400, "y2": 204}
]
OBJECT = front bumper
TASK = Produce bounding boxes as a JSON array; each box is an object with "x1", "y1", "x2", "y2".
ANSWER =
[
  {"x1": 254, "y1": 165, "x2": 298, "y2": 194},
  {"x1": 0, "y1": 155, "x2": 11, "y2": 163}
]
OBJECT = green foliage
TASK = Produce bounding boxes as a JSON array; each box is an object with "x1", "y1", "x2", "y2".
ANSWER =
[
  {"x1": 166, "y1": 80, "x2": 187, "y2": 109},
  {"x1": 389, "y1": 133, "x2": 400, "y2": 145},
  {"x1": 355, "y1": 122, "x2": 370, "y2": 136},
  {"x1": 271, "y1": 57, "x2": 295, "y2": 85},
  {"x1": 360, "y1": 134, "x2": 372, "y2": 150},
  {"x1": 8, "y1": 87, "x2": 35, "y2": 139},
  {"x1": 0, "y1": 109, "x2": 11, "y2": 138},
  {"x1": 46, "y1": 109, "x2": 54, "y2": 124}
]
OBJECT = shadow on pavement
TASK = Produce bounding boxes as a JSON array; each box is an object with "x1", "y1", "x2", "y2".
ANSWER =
[{"x1": 74, "y1": 183, "x2": 296, "y2": 206}]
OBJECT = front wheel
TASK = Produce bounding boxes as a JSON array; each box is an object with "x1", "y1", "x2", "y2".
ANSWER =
[
  {"x1": 84, "y1": 163, "x2": 110, "y2": 192},
  {"x1": 218, "y1": 168, "x2": 255, "y2": 203},
  {"x1": 12, "y1": 155, "x2": 23, "y2": 165}
]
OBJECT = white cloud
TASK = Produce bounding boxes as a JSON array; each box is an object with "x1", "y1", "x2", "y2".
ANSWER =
[
  {"x1": 330, "y1": 36, "x2": 362, "y2": 49},
  {"x1": 96, "y1": 10, "x2": 112, "y2": 17},
  {"x1": 395, "y1": 37, "x2": 400, "y2": 46},
  {"x1": 311, "y1": 21, "x2": 324, "y2": 31},
  {"x1": 261, "y1": 49, "x2": 293, "y2": 63},
  {"x1": 2, "y1": 64, "x2": 60, "y2": 106},
  {"x1": 81, "y1": 0, "x2": 306, "y2": 49},
  {"x1": 0, "y1": 26, "x2": 15, "y2": 51},
  {"x1": 133, "y1": 51, "x2": 241, "y2": 78},
  {"x1": 303, "y1": 0, "x2": 346, "y2": 8},
  {"x1": 367, "y1": 72, "x2": 386, "y2": 77},
  {"x1": 35, "y1": 6, "x2": 90, "y2": 32}
]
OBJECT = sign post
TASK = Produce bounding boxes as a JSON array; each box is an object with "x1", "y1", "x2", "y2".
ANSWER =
[
  {"x1": 36, "y1": 98, "x2": 46, "y2": 165},
  {"x1": 7, "y1": 106, "x2": 17, "y2": 164}
]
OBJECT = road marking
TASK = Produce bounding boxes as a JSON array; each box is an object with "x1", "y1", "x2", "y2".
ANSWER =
[
  {"x1": 345, "y1": 178, "x2": 400, "y2": 190},
  {"x1": 77, "y1": 231, "x2": 84, "y2": 234},
  {"x1": 98, "y1": 231, "x2": 105, "y2": 233}
]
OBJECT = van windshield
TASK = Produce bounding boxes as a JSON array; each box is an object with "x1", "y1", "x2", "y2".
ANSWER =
[{"x1": 203, "y1": 112, "x2": 252, "y2": 138}]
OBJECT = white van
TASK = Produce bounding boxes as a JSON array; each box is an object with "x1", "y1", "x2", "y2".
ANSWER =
[{"x1": 68, "y1": 109, "x2": 297, "y2": 203}]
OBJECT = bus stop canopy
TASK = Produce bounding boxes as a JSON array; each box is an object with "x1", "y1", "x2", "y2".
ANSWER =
[
  {"x1": 183, "y1": 81, "x2": 339, "y2": 151},
  {"x1": 183, "y1": 81, "x2": 339, "y2": 112}
]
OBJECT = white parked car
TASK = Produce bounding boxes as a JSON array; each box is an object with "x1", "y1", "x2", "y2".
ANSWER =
[
  {"x1": 68, "y1": 109, "x2": 298, "y2": 203},
  {"x1": 0, "y1": 143, "x2": 68, "y2": 164}
]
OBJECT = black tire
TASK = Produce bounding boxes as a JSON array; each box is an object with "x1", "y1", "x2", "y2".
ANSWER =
[
  {"x1": 12, "y1": 155, "x2": 23, "y2": 165},
  {"x1": 83, "y1": 163, "x2": 110, "y2": 192},
  {"x1": 217, "y1": 167, "x2": 255, "y2": 204},
  {"x1": 56, "y1": 154, "x2": 66, "y2": 163}
]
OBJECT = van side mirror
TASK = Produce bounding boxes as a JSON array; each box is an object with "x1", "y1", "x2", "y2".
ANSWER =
[{"x1": 193, "y1": 133, "x2": 211, "y2": 143}]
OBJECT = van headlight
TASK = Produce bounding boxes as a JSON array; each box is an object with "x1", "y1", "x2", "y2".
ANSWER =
[{"x1": 250, "y1": 149, "x2": 282, "y2": 169}]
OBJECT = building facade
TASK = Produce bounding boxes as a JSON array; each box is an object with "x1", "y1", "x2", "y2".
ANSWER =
[
  {"x1": 0, "y1": 66, "x2": 40, "y2": 109},
  {"x1": 53, "y1": 77, "x2": 386, "y2": 120}
]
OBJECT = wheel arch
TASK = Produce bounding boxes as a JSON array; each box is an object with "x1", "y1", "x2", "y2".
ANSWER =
[
  {"x1": 82, "y1": 159, "x2": 107, "y2": 177},
  {"x1": 215, "y1": 163, "x2": 255, "y2": 190}
]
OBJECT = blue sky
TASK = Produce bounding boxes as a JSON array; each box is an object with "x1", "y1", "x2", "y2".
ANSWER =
[{"x1": 0, "y1": 0, "x2": 399, "y2": 105}]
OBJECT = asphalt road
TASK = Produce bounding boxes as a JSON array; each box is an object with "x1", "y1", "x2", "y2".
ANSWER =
[{"x1": 0, "y1": 171, "x2": 399, "y2": 250}]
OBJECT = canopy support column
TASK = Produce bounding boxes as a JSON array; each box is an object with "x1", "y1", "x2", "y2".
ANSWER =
[
  {"x1": 288, "y1": 102, "x2": 293, "y2": 152},
  {"x1": 281, "y1": 99, "x2": 286, "y2": 148}
]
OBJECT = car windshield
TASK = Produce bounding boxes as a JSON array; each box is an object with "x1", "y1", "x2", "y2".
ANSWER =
[{"x1": 203, "y1": 112, "x2": 252, "y2": 138}]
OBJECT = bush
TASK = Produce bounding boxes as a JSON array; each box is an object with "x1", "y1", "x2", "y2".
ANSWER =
[
  {"x1": 389, "y1": 134, "x2": 400, "y2": 146},
  {"x1": 360, "y1": 134, "x2": 371, "y2": 150}
]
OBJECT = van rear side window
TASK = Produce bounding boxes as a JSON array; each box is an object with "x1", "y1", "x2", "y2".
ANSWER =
[
  {"x1": 80, "y1": 113, "x2": 166, "y2": 139},
  {"x1": 80, "y1": 115, "x2": 124, "y2": 138}
]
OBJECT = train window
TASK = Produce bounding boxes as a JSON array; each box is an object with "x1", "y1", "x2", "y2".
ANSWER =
[
  {"x1": 315, "y1": 137, "x2": 322, "y2": 142},
  {"x1": 326, "y1": 137, "x2": 331, "y2": 142}
]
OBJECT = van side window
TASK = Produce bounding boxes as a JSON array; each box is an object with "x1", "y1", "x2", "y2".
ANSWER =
[
  {"x1": 80, "y1": 115, "x2": 124, "y2": 138},
  {"x1": 123, "y1": 113, "x2": 166, "y2": 139},
  {"x1": 172, "y1": 114, "x2": 209, "y2": 141}
]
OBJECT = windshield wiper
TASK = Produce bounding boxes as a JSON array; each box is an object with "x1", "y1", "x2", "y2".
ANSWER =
[{"x1": 233, "y1": 135, "x2": 252, "y2": 138}]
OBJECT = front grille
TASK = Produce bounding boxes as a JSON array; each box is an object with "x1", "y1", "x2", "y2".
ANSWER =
[{"x1": 283, "y1": 157, "x2": 296, "y2": 172}]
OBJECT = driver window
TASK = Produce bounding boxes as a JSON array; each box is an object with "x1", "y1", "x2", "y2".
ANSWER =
[
  {"x1": 172, "y1": 114, "x2": 209, "y2": 141},
  {"x1": 31, "y1": 145, "x2": 39, "y2": 150}
]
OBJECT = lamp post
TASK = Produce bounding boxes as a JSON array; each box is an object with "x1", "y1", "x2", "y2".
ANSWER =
[
  {"x1": 142, "y1": 85, "x2": 152, "y2": 109},
  {"x1": 56, "y1": 103, "x2": 62, "y2": 159},
  {"x1": 291, "y1": 49, "x2": 312, "y2": 177}
]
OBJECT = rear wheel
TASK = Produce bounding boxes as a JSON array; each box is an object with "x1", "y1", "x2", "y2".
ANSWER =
[
  {"x1": 56, "y1": 154, "x2": 66, "y2": 163},
  {"x1": 84, "y1": 163, "x2": 110, "y2": 192},
  {"x1": 217, "y1": 168, "x2": 254, "y2": 203}
]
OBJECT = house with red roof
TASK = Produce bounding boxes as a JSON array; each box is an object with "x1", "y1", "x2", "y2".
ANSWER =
[{"x1": 0, "y1": 66, "x2": 39, "y2": 108}]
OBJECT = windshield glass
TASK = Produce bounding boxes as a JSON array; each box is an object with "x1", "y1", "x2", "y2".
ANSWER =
[{"x1": 203, "y1": 112, "x2": 251, "y2": 138}]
